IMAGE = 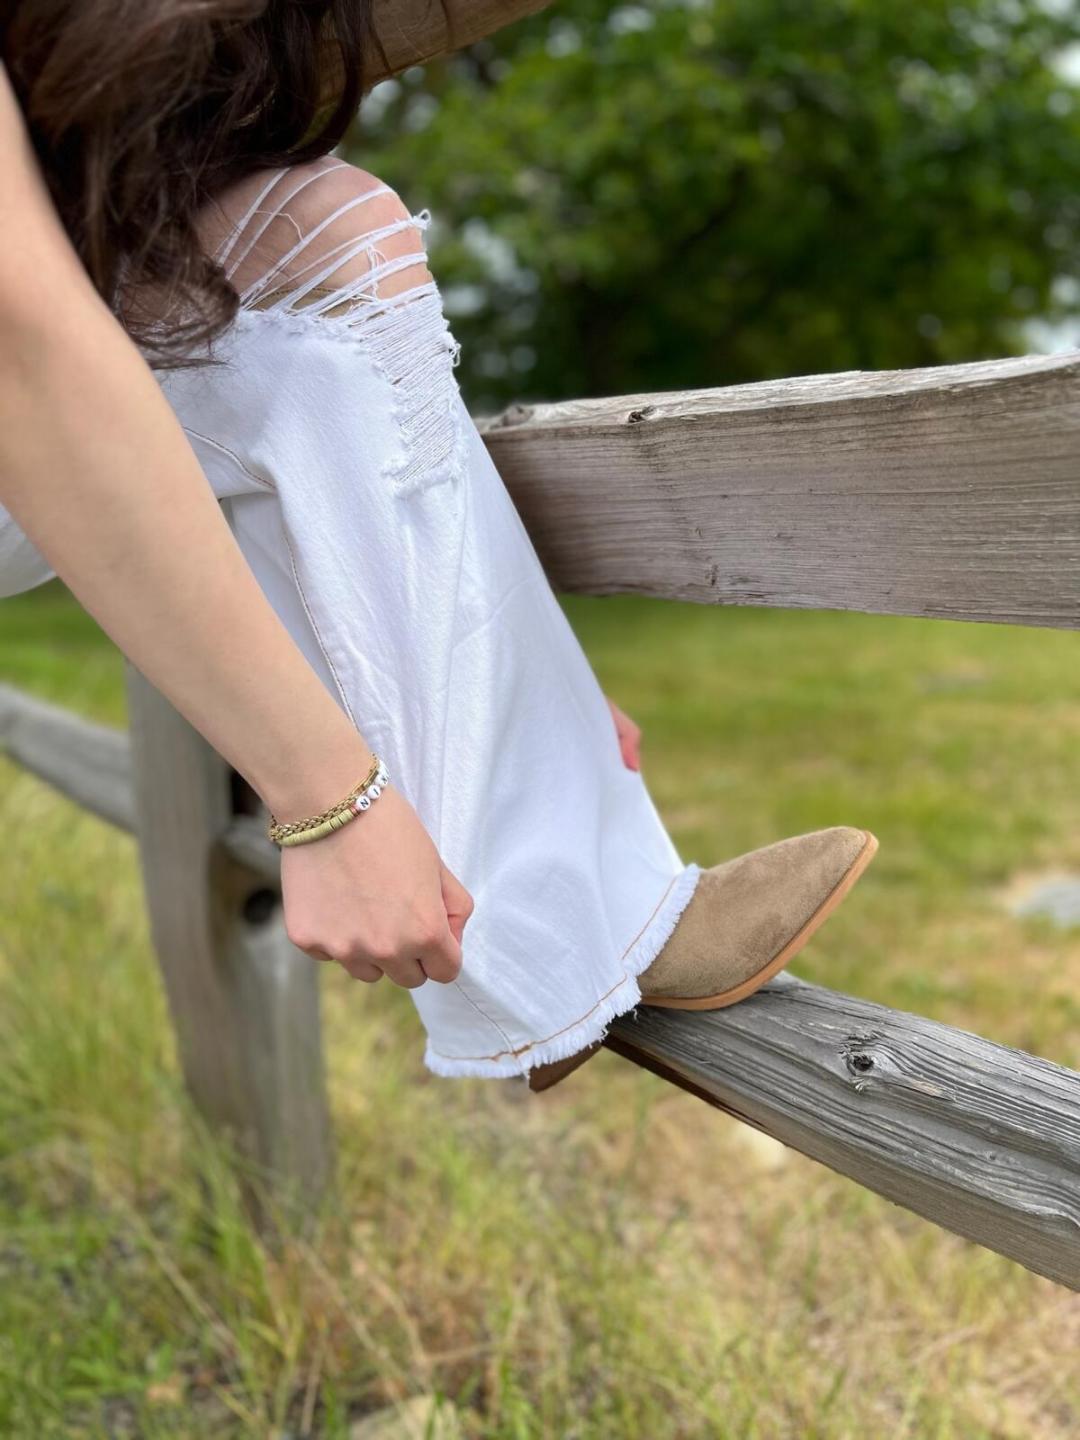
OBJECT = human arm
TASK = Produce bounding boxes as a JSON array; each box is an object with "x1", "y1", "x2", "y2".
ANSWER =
[{"x1": 0, "y1": 65, "x2": 470, "y2": 986}]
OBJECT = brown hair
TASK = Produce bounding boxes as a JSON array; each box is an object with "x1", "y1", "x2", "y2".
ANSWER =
[{"x1": 1, "y1": 1, "x2": 419, "y2": 368}]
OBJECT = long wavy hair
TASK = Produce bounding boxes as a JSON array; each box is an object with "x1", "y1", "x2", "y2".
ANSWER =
[{"x1": 1, "y1": 1, "x2": 437, "y2": 368}]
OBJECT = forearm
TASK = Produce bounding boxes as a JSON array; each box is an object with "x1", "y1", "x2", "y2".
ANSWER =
[{"x1": 0, "y1": 312, "x2": 375, "y2": 818}]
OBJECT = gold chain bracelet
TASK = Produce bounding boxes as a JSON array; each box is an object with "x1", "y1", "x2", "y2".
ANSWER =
[{"x1": 267, "y1": 755, "x2": 384, "y2": 846}]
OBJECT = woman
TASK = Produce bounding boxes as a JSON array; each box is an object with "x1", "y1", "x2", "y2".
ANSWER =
[{"x1": 0, "y1": 1, "x2": 876, "y2": 1090}]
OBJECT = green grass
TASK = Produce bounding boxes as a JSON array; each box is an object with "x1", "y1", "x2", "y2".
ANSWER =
[{"x1": 2, "y1": 579, "x2": 1078, "y2": 1438}]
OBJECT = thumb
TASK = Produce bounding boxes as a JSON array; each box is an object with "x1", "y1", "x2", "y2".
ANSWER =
[{"x1": 440, "y1": 862, "x2": 474, "y2": 947}]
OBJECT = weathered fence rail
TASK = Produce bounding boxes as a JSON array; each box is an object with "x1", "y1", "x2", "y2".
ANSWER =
[
  {"x1": 0, "y1": 679, "x2": 133, "y2": 828},
  {"x1": 607, "y1": 976, "x2": 1080, "y2": 1291},
  {"x1": 480, "y1": 352, "x2": 1080, "y2": 628},
  {"x1": 369, "y1": 0, "x2": 553, "y2": 87},
  {"x1": 3, "y1": 352, "x2": 1078, "y2": 1282}
]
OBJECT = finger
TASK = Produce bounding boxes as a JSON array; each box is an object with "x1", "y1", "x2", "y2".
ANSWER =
[
  {"x1": 607, "y1": 698, "x2": 641, "y2": 771},
  {"x1": 344, "y1": 958, "x2": 385, "y2": 984},
  {"x1": 440, "y1": 865, "x2": 475, "y2": 945},
  {"x1": 384, "y1": 955, "x2": 428, "y2": 990},
  {"x1": 615, "y1": 719, "x2": 640, "y2": 770},
  {"x1": 418, "y1": 917, "x2": 463, "y2": 984},
  {"x1": 623, "y1": 732, "x2": 641, "y2": 771}
]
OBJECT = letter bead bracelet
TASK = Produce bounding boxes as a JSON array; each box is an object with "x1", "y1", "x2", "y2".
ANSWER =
[{"x1": 267, "y1": 755, "x2": 391, "y2": 847}]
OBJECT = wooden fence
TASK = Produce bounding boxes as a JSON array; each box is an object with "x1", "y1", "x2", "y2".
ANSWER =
[{"x1": 2, "y1": 352, "x2": 1079, "y2": 1287}]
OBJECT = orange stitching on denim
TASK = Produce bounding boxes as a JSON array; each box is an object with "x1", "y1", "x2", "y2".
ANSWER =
[
  {"x1": 430, "y1": 868, "x2": 684, "y2": 1064},
  {"x1": 183, "y1": 426, "x2": 275, "y2": 492},
  {"x1": 450, "y1": 972, "x2": 518, "y2": 1057}
]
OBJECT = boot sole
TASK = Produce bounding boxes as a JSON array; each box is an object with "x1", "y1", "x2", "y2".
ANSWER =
[{"x1": 641, "y1": 828, "x2": 879, "y2": 1011}]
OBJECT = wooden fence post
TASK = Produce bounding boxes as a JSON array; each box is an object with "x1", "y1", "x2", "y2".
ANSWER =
[{"x1": 123, "y1": 661, "x2": 331, "y2": 1207}]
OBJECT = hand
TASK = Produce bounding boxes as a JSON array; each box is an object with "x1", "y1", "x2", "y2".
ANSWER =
[
  {"x1": 606, "y1": 695, "x2": 642, "y2": 772},
  {"x1": 279, "y1": 783, "x2": 473, "y2": 989}
]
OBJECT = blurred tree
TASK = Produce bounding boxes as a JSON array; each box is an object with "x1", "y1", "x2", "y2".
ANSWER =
[{"x1": 349, "y1": 0, "x2": 1080, "y2": 410}]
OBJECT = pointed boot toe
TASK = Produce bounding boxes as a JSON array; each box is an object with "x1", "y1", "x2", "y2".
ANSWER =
[{"x1": 638, "y1": 826, "x2": 878, "y2": 1011}]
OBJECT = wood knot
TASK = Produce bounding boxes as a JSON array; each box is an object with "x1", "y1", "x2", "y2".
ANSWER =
[
  {"x1": 848, "y1": 1052, "x2": 875, "y2": 1074},
  {"x1": 626, "y1": 405, "x2": 656, "y2": 424},
  {"x1": 484, "y1": 402, "x2": 534, "y2": 432}
]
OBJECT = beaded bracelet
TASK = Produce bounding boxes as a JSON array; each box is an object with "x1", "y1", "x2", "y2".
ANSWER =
[{"x1": 267, "y1": 755, "x2": 391, "y2": 847}]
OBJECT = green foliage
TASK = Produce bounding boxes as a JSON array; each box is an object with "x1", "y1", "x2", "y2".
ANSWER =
[{"x1": 353, "y1": 0, "x2": 1080, "y2": 409}]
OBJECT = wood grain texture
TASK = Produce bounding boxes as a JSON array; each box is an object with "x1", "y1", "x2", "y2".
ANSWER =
[
  {"x1": 607, "y1": 973, "x2": 1080, "y2": 1291},
  {"x1": 0, "y1": 681, "x2": 133, "y2": 830},
  {"x1": 368, "y1": 0, "x2": 553, "y2": 86},
  {"x1": 123, "y1": 663, "x2": 330, "y2": 1204},
  {"x1": 478, "y1": 353, "x2": 1080, "y2": 629},
  {"x1": 0, "y1": 683, "x2": 285, "y2": 881},
  {"x1": 222, "y1": 814, "x2": 284, "y2": 884}
]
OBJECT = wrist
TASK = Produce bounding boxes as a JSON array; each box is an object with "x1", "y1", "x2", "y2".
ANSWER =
[
  {"x1": 252, "y1": 732, "x2": 379, "y2": 823},
  {"x1": 271, "y1": 755, "x2": 390, "y2": 846}
]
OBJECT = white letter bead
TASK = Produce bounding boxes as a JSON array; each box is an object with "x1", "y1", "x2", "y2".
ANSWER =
[{"x1": 347, "y1": 761, "x2": 388, "y2": 816}]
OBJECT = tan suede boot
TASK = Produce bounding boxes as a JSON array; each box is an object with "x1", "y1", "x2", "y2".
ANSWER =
[{"x1": 527, "y1": 826, "x2": 878, "y2": 1093}]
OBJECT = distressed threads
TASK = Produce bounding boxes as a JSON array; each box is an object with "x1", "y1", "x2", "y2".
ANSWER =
[
  {"x1": 358, "y1": 287, "x2": 466, "y2": 498},
  {"x1": 213, "y1": 159, "x2": 467, "y2": 499}
]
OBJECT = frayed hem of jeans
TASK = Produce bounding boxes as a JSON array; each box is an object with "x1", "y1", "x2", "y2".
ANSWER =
[{"x1": 421, "y1": 860, "x2": 704, "y2": 1080}]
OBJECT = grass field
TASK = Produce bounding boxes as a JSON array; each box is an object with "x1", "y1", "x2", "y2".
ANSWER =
[{"x1": 2, "y1": 579, "x2": 1078, "y2": 1438}]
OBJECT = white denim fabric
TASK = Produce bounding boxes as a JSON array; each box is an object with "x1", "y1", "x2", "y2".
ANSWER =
[{"x1": 0, "y1": 156, "x2": 702, "y2": 1079}]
